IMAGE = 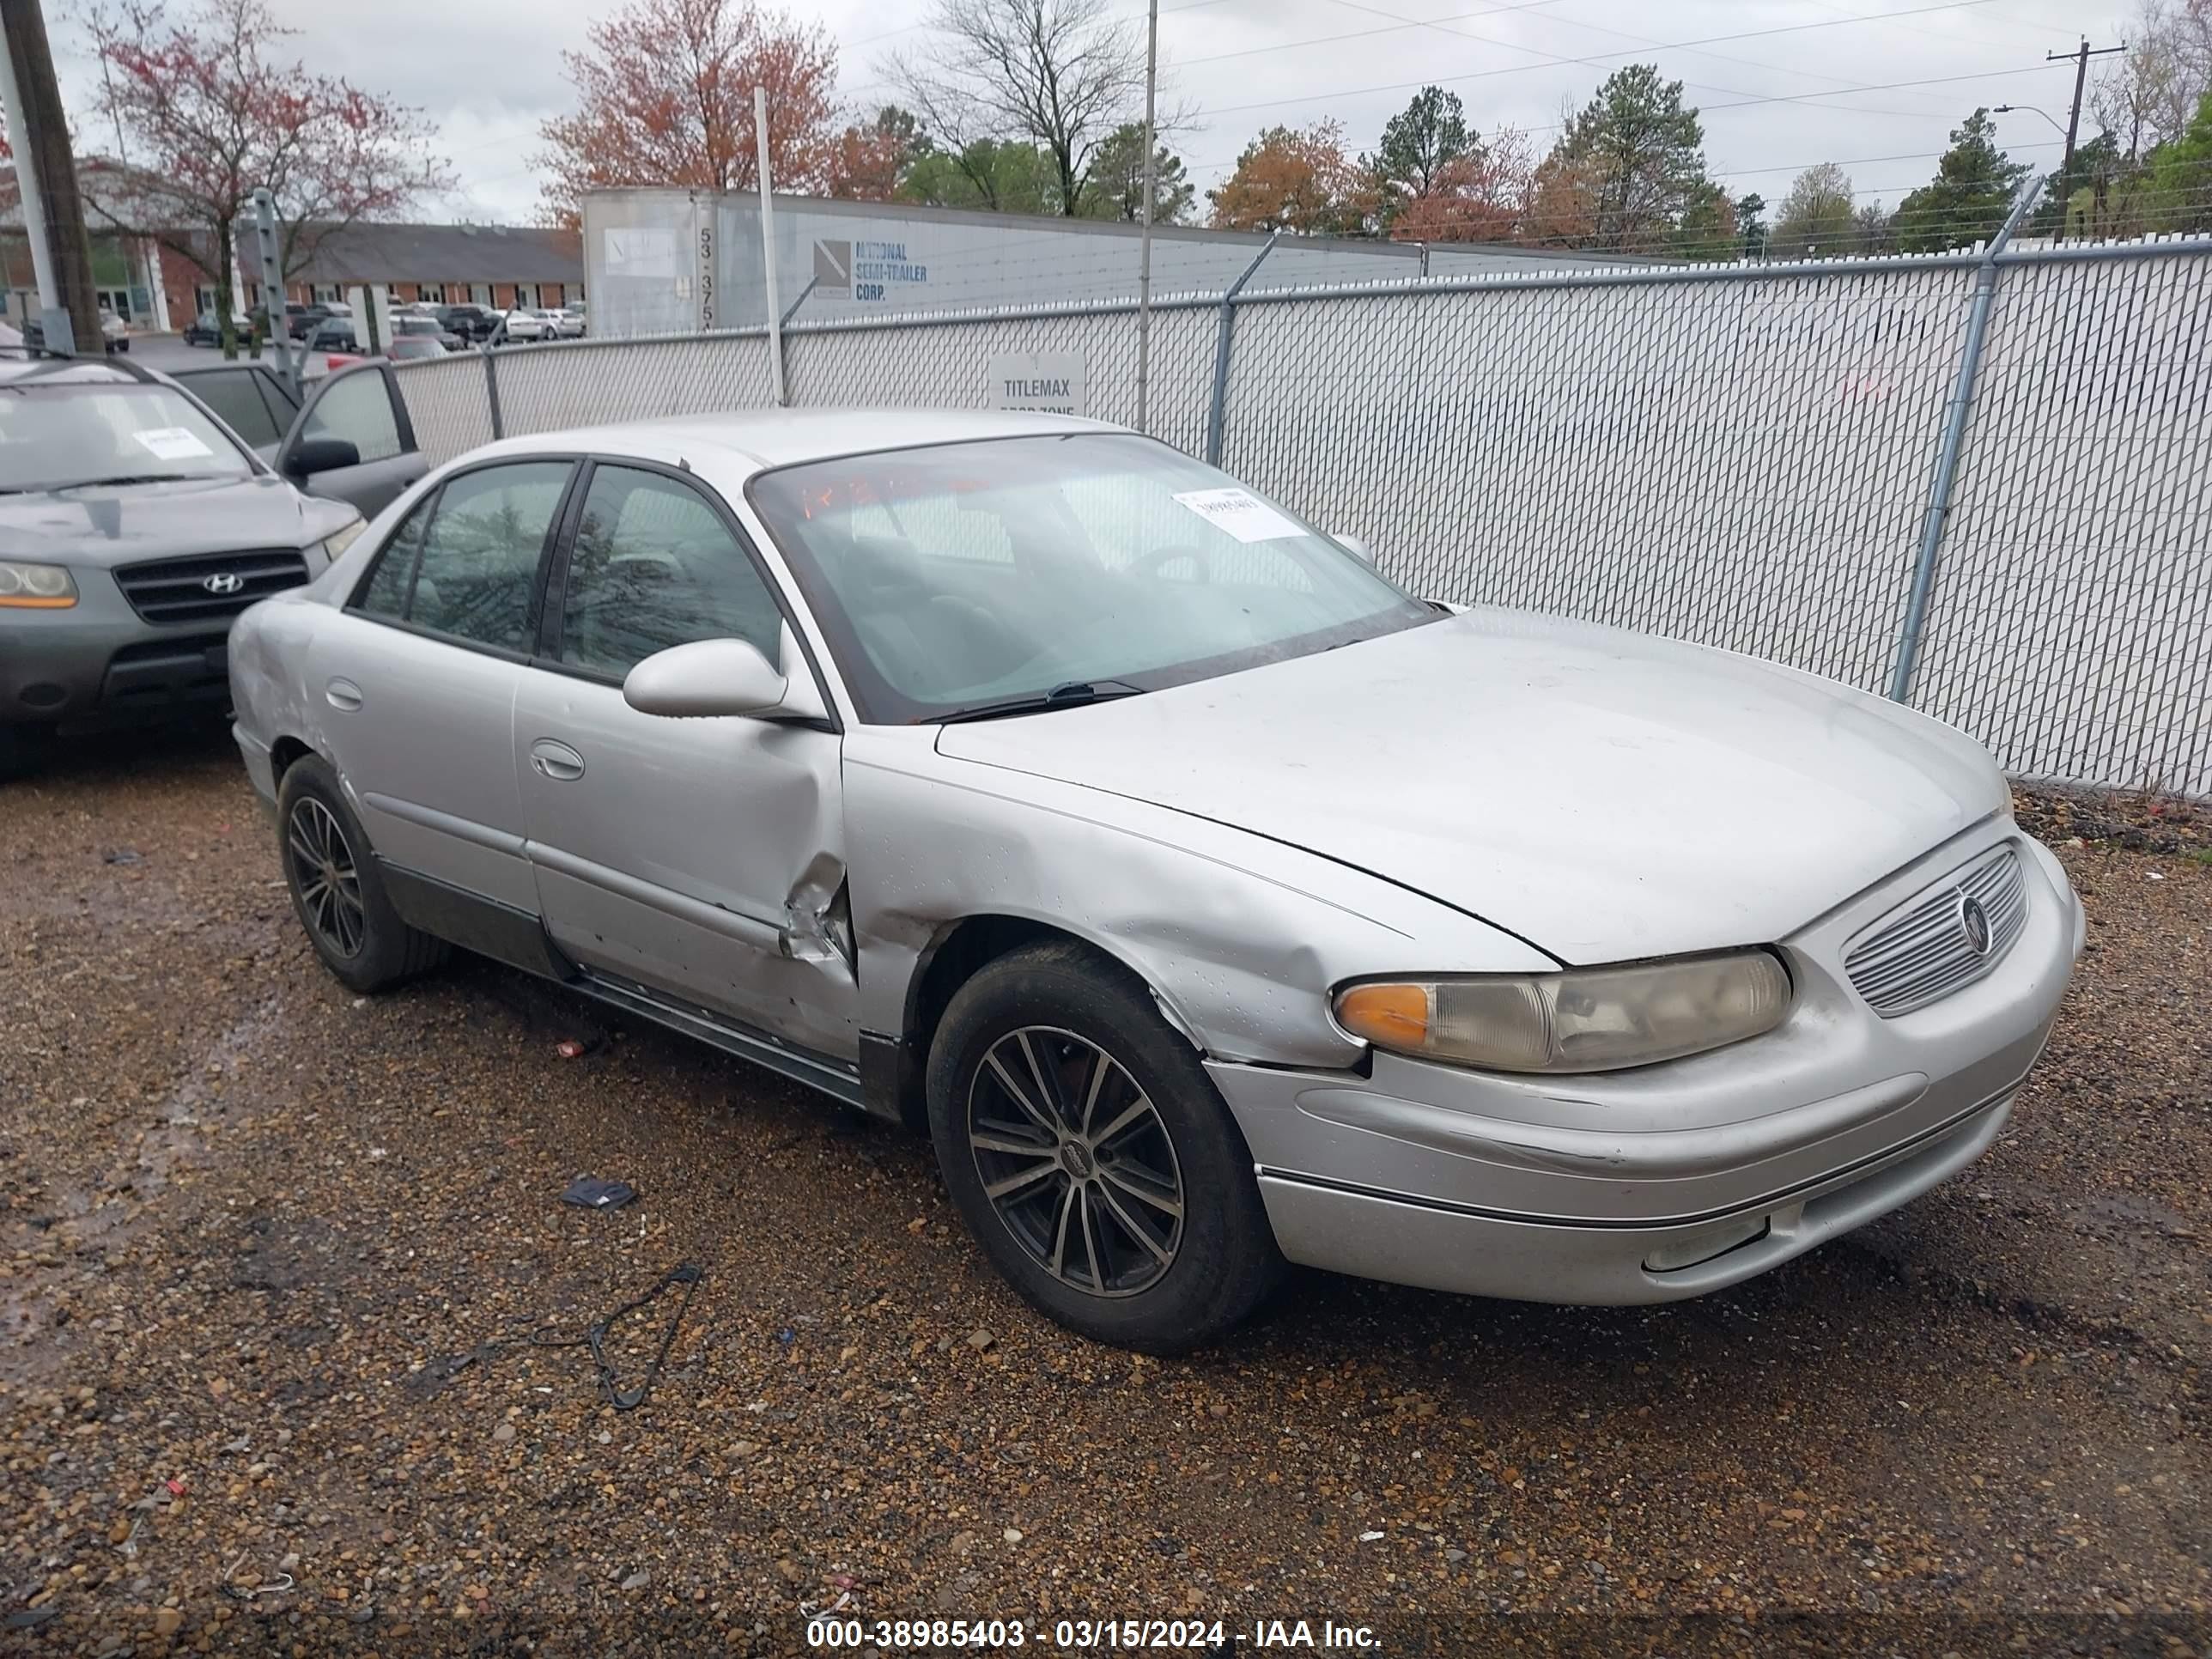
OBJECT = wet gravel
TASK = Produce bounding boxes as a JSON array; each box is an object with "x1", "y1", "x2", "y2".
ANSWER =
[{"x1": 2, "y1": 729, "x2": 2207, "y2": 1656}]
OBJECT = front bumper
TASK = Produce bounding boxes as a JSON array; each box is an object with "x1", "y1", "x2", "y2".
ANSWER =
[
  {"x1": 1, "y1": 605, "x2": 234, "y2": 731},
  {"x1": 1207, "y1": 824, "x2": 2084, "y2": 1305}
]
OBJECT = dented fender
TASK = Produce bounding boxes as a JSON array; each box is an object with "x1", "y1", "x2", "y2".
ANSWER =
[{"x1": 842, "y1": 726, "x2": 1554, "y2": 1069}]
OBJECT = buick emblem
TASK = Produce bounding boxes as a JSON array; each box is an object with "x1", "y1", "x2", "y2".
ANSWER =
[
  {"x1": 202, "y1": 572, "x2": 246, "y2": 595},
  {"x1": 1956, "y1": 892, "x2": 1993, "y2": 956}
]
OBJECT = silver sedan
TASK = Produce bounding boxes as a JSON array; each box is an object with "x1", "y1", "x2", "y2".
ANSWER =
[{"x1": 227, "y1": 409, "x2": 2082, "y2": 1352}]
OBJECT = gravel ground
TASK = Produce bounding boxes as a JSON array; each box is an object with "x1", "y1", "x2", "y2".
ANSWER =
[{"x1": 3, "y1": 728, "x2": 2207, "y2": 1656}]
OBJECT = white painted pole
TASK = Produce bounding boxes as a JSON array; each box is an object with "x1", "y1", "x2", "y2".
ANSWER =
[
  {"x1": 754, "y1": 85, "x2": 785, "y2": 407},
  {"x1": 0, "y1": 35, "x2": 60, "y2": 325},
  {"x1": 1134, "y1": 0, "x2": 1158, "y2": 434}
]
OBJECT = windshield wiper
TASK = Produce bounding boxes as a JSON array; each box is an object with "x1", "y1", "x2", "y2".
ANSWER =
[
  {"x1": 50, "y1": 473, "x2": 200, "y2": 490},
  {"x1": 935, "y1": 679, "x2": 1148, "y2": 725}
]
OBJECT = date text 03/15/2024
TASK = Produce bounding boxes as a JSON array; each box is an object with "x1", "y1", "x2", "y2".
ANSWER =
[{"x1": 805, "y1": 1618, "x2": 1382, "y2": 1650}]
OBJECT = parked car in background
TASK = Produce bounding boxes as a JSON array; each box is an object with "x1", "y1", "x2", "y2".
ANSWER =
[
  {"x1": 304, "y1": 318, "x2": 362, "y2": 355},
  {"x1": 386, "y1": 336, "x2": 447, "y2": 362},
  {"x1": 550, "y1": 305, "x2": 586, "y2": 337},
  {"x1": 439, "y1": 304, "x2": 501, "y2": 345},
  {"x1": 21, "y1": 311, "x2": 131, "y2": 355},
  {"x1": 289, "y1": 301, "x2": 354, "y2": 341},
  {"x1": 183, "y1": 310, "x2": 250, "y2": 347},
  {"x1": 391, "y1": 314, "x2": 460, "y2": 352},
  {"x1": 0, "y1": 349, "x2": 379, "y2": 779},
  {"x1": 499, "y1": 308, "x2": 549, "y2": 343},
  {"x1": 225, "y1": 407, "x2": 2084, "y2": 1352}
]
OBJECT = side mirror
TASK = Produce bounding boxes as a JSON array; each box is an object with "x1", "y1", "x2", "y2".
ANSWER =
[
  {"x1": 624, "y1": 635, "x2": 788, "y2": 719},
  {"x1": 286, "y1": 436, "x2": 361, "y2": 477},
  {"x1": 1332, "y1": 532, "x2": 1375, "y2": 565}
]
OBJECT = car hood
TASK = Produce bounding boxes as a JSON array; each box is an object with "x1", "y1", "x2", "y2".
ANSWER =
[
  {"x1": 0, "y1": 474, "x2": 356, "y2": 568},
  {"x1": 933, "y1": 609, "x2": 2008, "y2": 963}
]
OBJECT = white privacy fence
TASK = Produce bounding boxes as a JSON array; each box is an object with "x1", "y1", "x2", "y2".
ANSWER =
[{"x1": 392, "y1": 238, "x2": 2212, "y2": 797}]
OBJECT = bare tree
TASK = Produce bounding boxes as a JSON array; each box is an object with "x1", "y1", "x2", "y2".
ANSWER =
[
  {"x1": 2094, "y1": 0, "x2": 2212, "y2": 159},
  {"x1": 884, "y1": 0, "x2": 1174, "y2": 215}
]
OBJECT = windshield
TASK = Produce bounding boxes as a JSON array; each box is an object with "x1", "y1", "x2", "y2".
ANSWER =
[
  {"x1": 0, "y1": 380, "x2": 252, "y2": 493},
  {"x1": 748, "y1": 433, "x2": 1434, "y2": 723}
]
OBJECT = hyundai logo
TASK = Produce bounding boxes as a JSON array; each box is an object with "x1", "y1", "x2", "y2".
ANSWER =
[
  {"x1": 1956, "y1": 892, "x2": 1993, "y2": 956},
  {"x1": 202, "y1": 572, "x2": 246, "y2": 595}
]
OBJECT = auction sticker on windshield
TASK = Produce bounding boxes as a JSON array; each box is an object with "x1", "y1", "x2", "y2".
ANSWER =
[
  {"x1": 1171, "y1": 487, "x2": 1304, "y2": 544},
  {"x1": 132, "y1": 427, "x2": 215, "y2": 461}
]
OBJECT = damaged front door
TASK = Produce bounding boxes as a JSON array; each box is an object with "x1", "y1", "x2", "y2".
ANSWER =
[{"x1": 511, "y1": 459, "x2": 857, "y2": 1062}]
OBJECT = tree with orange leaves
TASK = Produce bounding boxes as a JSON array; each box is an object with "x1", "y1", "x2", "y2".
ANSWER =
[
  {"x1": 1206, "y1": 120, "x2": 1372, "y2": 235},
  {"x1": 1388, "y1": 129, "x2": 1534, "y2": 244},
  {"x1": 535, "y1": 0, "x2": 842, "y2": 226}
]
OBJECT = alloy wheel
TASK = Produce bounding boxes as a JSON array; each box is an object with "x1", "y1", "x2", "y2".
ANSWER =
[
  {"x1": 286, "y1": 797, "x2": 367, "y2": 958},
  {"x1": 967, "y1": 1026, "x2": 1185, "y2": 1297}
]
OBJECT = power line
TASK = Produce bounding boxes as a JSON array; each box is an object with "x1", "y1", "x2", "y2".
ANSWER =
[{"x1": 1196, "y1": 54, "x2": 2053, "y2": 124}]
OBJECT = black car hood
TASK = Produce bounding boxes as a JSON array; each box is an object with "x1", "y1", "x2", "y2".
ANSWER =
[{"x1": 0, "y1": 474, "x2": 356, "y2": 568}]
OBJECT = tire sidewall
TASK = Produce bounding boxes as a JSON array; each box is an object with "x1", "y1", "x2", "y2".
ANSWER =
[
  {"x1": 927, "y1": 945, "x2": 1279, "y2": 1352},
  {"x1": 275, "y1": 757, "x2": 412, "y2": 993}
]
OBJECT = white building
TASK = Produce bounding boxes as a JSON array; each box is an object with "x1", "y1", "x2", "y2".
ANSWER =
[{"x1": 582, "y1": 189, "x2": 1632, "y2": 338}]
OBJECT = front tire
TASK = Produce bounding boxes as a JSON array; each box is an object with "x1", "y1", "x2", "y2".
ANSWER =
[
  {"x1": 276, "y1": 755, "x2": 448, "y2": 993},
  {"x1": 927, "y1": 942, "x2": 1284, "y2": 1352}
]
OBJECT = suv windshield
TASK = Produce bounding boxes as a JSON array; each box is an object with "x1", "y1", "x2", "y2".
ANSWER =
[
  {"x1": 0, "y1": 379, "x2": 252, "y2": 493},
  {"x1": 749, "y1": 433, "x2": 1435, "y2": 723}
]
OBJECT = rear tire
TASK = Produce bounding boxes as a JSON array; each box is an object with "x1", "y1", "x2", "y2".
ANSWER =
[
  {"x1": 927, "y1": 941, "x2": 1284, "y2": 1353},
  {"x1": 276, "y1": 755, "x2": 448, "y2": 993}
]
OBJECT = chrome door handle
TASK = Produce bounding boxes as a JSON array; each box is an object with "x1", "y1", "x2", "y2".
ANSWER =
[
  {"x1": 325, "y1": 678, "x2": 363, "y2": 712},
  {"x1": 530, "y1": 738, "x2": 586, "y2": 781}
]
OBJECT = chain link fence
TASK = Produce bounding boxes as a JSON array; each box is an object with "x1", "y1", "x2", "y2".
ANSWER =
[{"x1": 389, "y1": 240, "x2": 2212, "y2": 797}]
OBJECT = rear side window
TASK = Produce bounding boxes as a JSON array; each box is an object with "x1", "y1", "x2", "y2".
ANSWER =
[
  {"x1": 351, "y1": 460, "x2": 570, "y2": 650},
  {"x1": 556, "y1": 465, "x2": 782, "y2": 677},
  {"x1": 178, "y1": 369, "x2": 289, "y2": 450}
]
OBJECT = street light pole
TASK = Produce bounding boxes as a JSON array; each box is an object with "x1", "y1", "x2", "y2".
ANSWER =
[{"x1": 1134, "y1": 0, "x2": 1158, "y2": 435}]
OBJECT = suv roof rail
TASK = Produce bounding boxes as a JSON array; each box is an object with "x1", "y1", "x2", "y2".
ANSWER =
[{"x1": 0, "y1": 340, "x2": 162, "y2": 382}]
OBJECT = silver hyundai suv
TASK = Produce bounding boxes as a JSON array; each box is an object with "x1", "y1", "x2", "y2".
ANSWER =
[{"x1": 0, "y1": 350, "x2": 426, "y2": 778}]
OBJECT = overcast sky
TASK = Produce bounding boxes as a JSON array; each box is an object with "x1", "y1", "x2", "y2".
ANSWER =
[{"x1": 59, "y1": 0, "x2": 2129, "y2": 227}]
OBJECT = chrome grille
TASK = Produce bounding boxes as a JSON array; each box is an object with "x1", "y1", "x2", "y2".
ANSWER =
[
  {"x1": 112, "y1": 548, "x2": 309, "y2": 626},
  {"x1": 1844, "y1": 846, "x2": 2028, "y2": 1018}
]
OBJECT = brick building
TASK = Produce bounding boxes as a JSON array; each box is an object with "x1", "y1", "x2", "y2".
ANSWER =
[{"x1": 172, "y1": 221, "x2": 585, "y2": 324}]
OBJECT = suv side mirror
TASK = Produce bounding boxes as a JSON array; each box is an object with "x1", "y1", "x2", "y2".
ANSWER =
[
  {"x1": 287, "y1": 436, "x2": 361, "y2": 477},
  {"x1": 625, "y1": 636, "x2": 788, "y2": 719}
]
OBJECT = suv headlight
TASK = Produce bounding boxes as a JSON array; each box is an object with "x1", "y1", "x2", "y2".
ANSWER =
[
  {"x1": 1334, "y1": 951, "x2": 1791, "y2": 1073},
  {"x1": 319, "y1": 519, "x2": 367, "y2": 564},
  {"x1": 0, "y1": 561, "x2": 77, "y2": 608}
]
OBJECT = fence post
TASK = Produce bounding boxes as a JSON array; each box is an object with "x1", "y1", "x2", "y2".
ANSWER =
[
  {"x1": 482, "y1": 345, "x2": 504, "y2": 441},
  {"x1": 1886, "y1": 177, "x2": 2043, "y2": 704},
  {"x1": 1204, "y1": 231, "x2": 1280, "y2": 465}
]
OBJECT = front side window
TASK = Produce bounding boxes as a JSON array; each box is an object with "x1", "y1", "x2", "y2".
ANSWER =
[
  {"x1": 0, "y1": 380, "x2": 255, "y2": 493},
  {"x1": 301, "y1": 372, "x2": 403, "y2": 465},
  {"x1": 359, "y1": 461, "x2": 570, "y2": 650},
  {"x1": 748, "y1": 433, "x2": 1432, "y2": 723},
  {"x1": 556, "y1": 465, "x2": 783, "y2": 678}
]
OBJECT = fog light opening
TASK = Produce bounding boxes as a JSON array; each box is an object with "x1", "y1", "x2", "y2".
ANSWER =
[{"x1": 1643, "y1": 1213, "x2": 1771, "y2": 1274}]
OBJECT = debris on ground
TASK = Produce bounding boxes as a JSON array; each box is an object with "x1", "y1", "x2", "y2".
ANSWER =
[{"x1": 561, "y1": 1176, "x2": 639, "y2": 1210}]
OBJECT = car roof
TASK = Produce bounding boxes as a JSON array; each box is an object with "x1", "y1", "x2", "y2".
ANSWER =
[{"x1": 466, "y1": 407, "x2": 1124, "y2": 473}]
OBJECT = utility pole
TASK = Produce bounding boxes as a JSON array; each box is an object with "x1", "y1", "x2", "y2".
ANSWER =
[
  {"x1": 2050, "y1": 39, "x2": 2126, "y2": 183},
  {"x1": 1134, "y1": 0, "x2": 1158, "y2": 434},
  {"x1": 2, "y1": 0, "x2": 100, "y2": 353}
]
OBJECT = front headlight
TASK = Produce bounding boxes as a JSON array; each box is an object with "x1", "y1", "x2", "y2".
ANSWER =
[
  {"x1": 1334, "y1": 951, "x2": 1791, "y2": 1073},
  {"x1": 319, "y1": 518, "x2": 367, "y2": 565},
  {"x1": 0, "y1": 560, "x2": 77, "y2": 608}
]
